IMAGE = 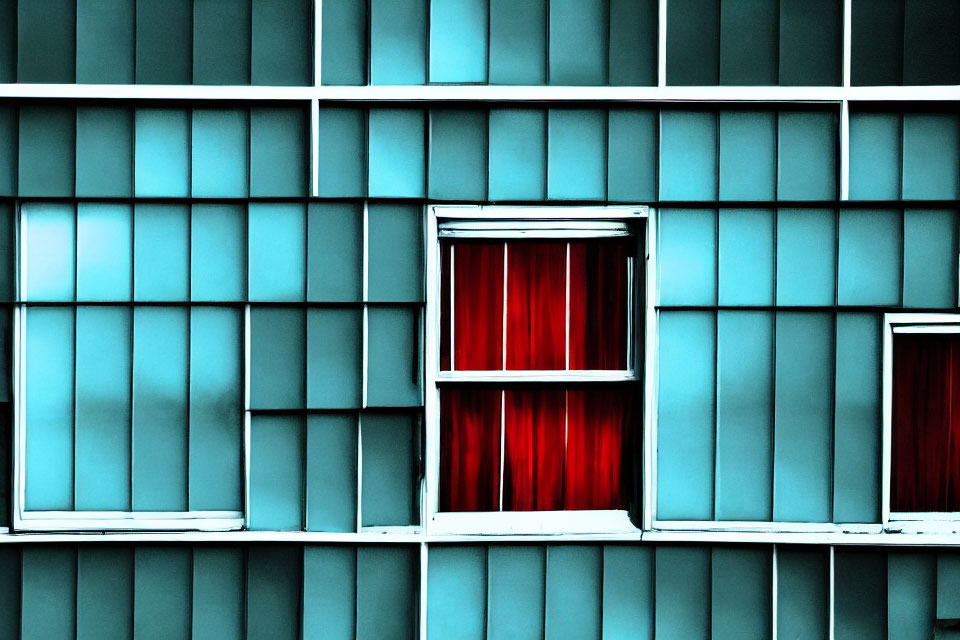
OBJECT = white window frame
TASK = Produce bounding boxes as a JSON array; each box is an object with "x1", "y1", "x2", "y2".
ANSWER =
[
  {"x1": 12, "y1": 206, "x2": 245, "y2": 532},
  {"x1": 424, "y1": 204, "x2": 649, "y2": 535},
  {"x1": 881, "y1": 312, "x2": 960, "y2": 534}
]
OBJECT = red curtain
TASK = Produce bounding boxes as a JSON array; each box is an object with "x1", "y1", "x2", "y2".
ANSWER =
[
  {"x1": 503, "y1": 390, "x2": 566, "y2": 510},
  {"x1": 506, "y1": 242, "x2": 566, "y2": 370},
  {"x1": 450, "y1": 241, "x2": 504, "y2": 370},
  {"x1": 569, "y1": 240, "x2": 629, "y2": 370},
  {"x1": 439, "y1": 389, "x2": 502, "y2": 511},
  {"x1": 892, "y1": 333, "x2": 960, "y2": 512},
  {"x1": 565, "y1": 390, "x2": 630, "y2": 510}
]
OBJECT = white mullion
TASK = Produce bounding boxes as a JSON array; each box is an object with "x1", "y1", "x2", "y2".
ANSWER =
[
  {"x1": 356, "y1": 414, "x2": 364, "y2": 532},
  {"x1": 419, "y1": 542, "x2": 429, "y2": 640},
  {"x1": 829, "y1": 546, "x2": 836, "y2": 640},
  {"x1": 502, "y1": 243, "x2": 508, "y2": 371},
  {"x1": 772, "y1": 544, "x2": 778, "y2": 640},
  {"x1": 243, "y1": 305, "x2": 252, "y2": 529},
  {"x1": 499, "y1": 391, "x2": 505, "y2": 512},
  {"x1": 310, "y1": 99, "x2": 320, "y2": 197},
  {"x1": 840, "y1": 100, "x2": 850, "y2": 201},
  {"x1": 362, "y1": 203, "x2": 369, "y2": 408},
  {"x1": 842, "y1": 0, "x2": 852, "y2": 89},
  {"x1": 657, "y1": 0, "x2": 668, "y2": 87},
  {"x1": 450, "y1": 245, "x2": 455, "y2": 371},
  {"x1": 565, "y1": 242, "x2": 570, "y2": 371},
  {"x1": 314, "y1": 0, "x2": 323, "y2": 87}
]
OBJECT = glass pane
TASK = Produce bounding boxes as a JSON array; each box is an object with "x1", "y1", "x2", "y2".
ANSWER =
[
  {"x1": 440, "y1": 389, "x2": 502, "y2": 512},
  {"x1": 892, "y1": 333, "x2": 960, "y2": 512}
]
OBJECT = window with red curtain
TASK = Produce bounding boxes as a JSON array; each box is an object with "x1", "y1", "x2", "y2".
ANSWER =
[
  {"x1": 892, "y1": 331, "x2": 960, "y2": 513},
  {"x1": 437, "y1": 233, "x2": 638, "y2": 513}
]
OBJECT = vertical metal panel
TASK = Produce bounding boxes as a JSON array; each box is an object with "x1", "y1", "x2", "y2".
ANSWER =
[
  {"x1": 488, "y1": 109, "x2": 547, "y2": 200},
  {"x1": 711, "y1": 547, "x2": 771, "y2": 640},
  {"x1": 657, "y1": 311, "x2": 716, "y2": 520},
  {"x1": 307, "y1": 202, "x2": 363, "y2": 301},
  {"x1": 24, "y1": 308, "x2": 75, "y2": 510},
  {"x1": 19, "y1": 105, "x2": 75, "y2": 197},
  {"x1": 246, "y1": 545, "x2": 301, "y2": 640},
  {"x1": 654, "y1": 546, "x2": 710, "y2": 640},
  {"x1": 192, "y1": 546, "x2": 244, "y2": 640},
  {"x1": 774, "y1": 312, "x2": 834, "y2": 523},
  {"x1": 250, "y1": 106, "x2": 309, "y2": 197},
  {"x1": 132, "y1": 308, "x2": 189, "y2": 511},
  {"x1": 366, "y1": 307, "x2": 421, "y2": 407},
  {"x1": 549, "y1": 0, "x2": 608, "y2": 85},
  {"x1": 848, "y1": 112, "x2": 901, "y2": 200},
  {"x1": 547, "y1": 109, "x2": 607, "y2": 200},
  {"x1": 189, "y1": 308, "x2": 244, "y2": 511},
  {"x1": 902, "y1": 0, "x2": 960, "y2": 85},
  {"x1": 777, "y1": 110, "x2": 838, "y2": 200},
  {"x1": 718, "y1": 111, "x2": 776, "y2": 201},
  {"x1": 321, "y1": 0, "x2": 368, "y2": 85},
  {"x1": 545, "y1": 545, "x2": 603, "y2": 640},
  {"x1": 487, "y1": 546, "x2": 546, "y2": 640},
  {"x1": 135, "y1": 0, "x2": 192, "y2": 84},
  {"x1": 248, "y1": 203, "x2": 306, "y2": 301},
  {"x1": 718, "y1": 208, "x2": 774, "y2": 306},
  {"x1": 607, "y1": 109, "x2": 658, "y2": 202},
  {"x1": 609, "y1": 0, "x2": 657, "y2": 86},
  {"x1": 21, "y1": 546, "x2": 76, "y2": 640},
  {"x1": 0, "y1": 202, "x2": 12, "y2": 303},
  {"x1": 850, "y1": 0, "x2": 903, "y2": 85},
  {"x1": 361, "y1": 412, "x2": 418, "y2": 526},
  {"x1": 251, "y1": 0, "x2": 312, "y2": 85},
  {"x1": 888, "y1": 551, "x2": 936, "y2": 640},
  {"x1": 75, "y1": 306, "x2": 132, "y2": 511},
  {"x1": 429, "y1": 109, "x2": 488, "y2": 201},
  {"x1": 250, "y1": 416, "x2": 305, "y2": 530},
  {"x1": 776, "y1": 208, "x2": 836, "y2": 306},
  {"x1": 191, "y1": 109, "x2": 249, "y2": 197},
  {"x1": 135, "y1": 108, "x2": 189, "y2": 197},
  {"x1": 76, "y1": 0, "x2": 135, "y2": 84},
  {"x1": 250, "y1": 308, "x2": 305, "y2": 409},
  {"x1": 719, "y1": 0, "x2": 778, "y2": 85},
  {"x1": 76, "y1": 107, "x2": 133, "y2": 197},
  {"x1": 17, "y1": 0, "x2": 75, "y2": 83},
  {"x1": 307, "y1": 309, "x2": 362, "y2": 409},
  {"x1": 370, "y1": 0, "x2": 427, "y2": 85},
  {"x1": 429, "y1": 0, "x2": 488, "y2": 83},
  {"x1": 77, "y1": 546, "x2": 134, "y2": 640},
  {"x1": 0, "y1": 105, "x2": 16, "y2": 196},
  {"x1": 0, "y1": 0, "x2": 14, "y2": 83},
  {"x1": 601, "y1": 546, "x2": 653, "y2": 639},
  {"x1": 778, "y1": 0, "x2": 841, "y2": 85},
  {"x1": 357, "y1": 546, "x2": 418, "y2": 640},
  {"x1": 134, "y1": 547, "x2": 191, "y2": 640},
  {"x1": 134, "y1": 204, "x2": 190, "y2": 302},
  {"x1": 191, "y1": 204, "x2": 246, "y2": 302},
  {"x1": 834, "y1": 549, "x2": 887, "y2": 640},
  {"x1": 666, "y1": 0, "x2": 720, "y2": 85},
  {"x1": 0, "y1": 546, "x2": 19, "y2": 638},
  {"x1": 489, "y1": 0, "x2": 547, "y2": 85},
  {"x1": 23, "y1": 203, "x2": 76, "y2": 301},
  {"x1": 776, "y1": 546, "x2": 830, "y2": 639},
  {"x1": 303, "y1": 546, "x2": 357, "y2": 639},
  {"x1": 837, "y1": 209, "x2": 901, "y2": 306},
  {"x1": 368, "y1": 109, "x2": 427, "y2": 198},
  {"x1": 193, "y1": 0, "x2": 251, "y2": 85},
  {"x1": 316, "y1": 108, "x2": 367, "y2": 197},
  {"x1": 367, "y1": 204, "x2": 424, "y2": 302},
  {"x1": 937, "y1": 552, "x2": 960, "y2": 619},
  {"x1": 76, "y1": 203, "x2": 132, "y2": 301},
  {"x1": 306, "y1": 414, "x2": 358, "y2": 531},
  {"x1": 902, "y1": 113, "x2": 960, "y2": 200},
  {"x1": 659, "y1": 111, "x2": 718, "y2": 201},
  {"x1": 716, "y1": 311, "x2": 773, "y2": 521},
  {"x1": 427, "y1": 545, "x2": 486, "y2": 640},
  {"x1": 658, "y1": 209, "x2": 717, "y2": 306},
  {"x1": 903, "y1": 208, "x2": 959, "y2": 308},
  {"x1": 833, "y1": 313, "x2": 881, "y2": 523}
]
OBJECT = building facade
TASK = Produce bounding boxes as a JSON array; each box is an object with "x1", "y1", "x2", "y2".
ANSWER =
[{"x1": 1, "y1": 0, "x2": 960, "y2": 637}]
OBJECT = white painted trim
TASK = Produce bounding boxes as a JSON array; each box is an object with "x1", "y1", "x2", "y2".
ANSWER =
[
  {"x1": 0, "y1": 531, "x2": 428, "y2": 545},
  {"x1": 310, "y1": 99, "x2": 320, "y2": 197},
  {"x1": 314, "y1": 0, "x2": 322, "y2": 87},
  {"x1": 4, "y1": 84, "x2": 960, "y2": 102},
  {"x1": 437, "y1": 371, "x2": 636, "y2": 383},
  {"x1": 419, "y1": 542, "x2": 429, "y2": 640},
  {"x1": 643, "y1": 209, "x2": 658, "y2": 530},
  {"x1": 840, "y1": 100, "x2": 850, "y2": 200},
  {"x1": 657, "y1": 0, "x2": 667, "y2": 88},
  {"x1": 424, "y1": 205, "x2": 441, "y2": 526},
  {"x1": 429, "y1": 511, "x2": 636, "y2": 536},
  {"x1": 771, "y1": 544, "x2": 778, "y2": 640},
  {"x1": 434, "y1": 205, "x2": 648, "y2": 220},
  {"x1": 842, "y1": 0, "x2": 852, "y2": 89},
  {"x1": 654, "y1": 520, "x2": 882, "y2": 534},
  {"x1": 15, "y1": 513, "x2": 243, "y2": 532},
  {"x1": 829, "y1": 546, "x2": 836, "y2": 640}
]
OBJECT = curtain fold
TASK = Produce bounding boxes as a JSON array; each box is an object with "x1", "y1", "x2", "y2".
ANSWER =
[
  {"x1": 569, "y1": 239, "x2": 629, "y2": 370},
  {"x1": 439, "y1": 389, "x2": 502, "y2": 512},
  {"x1": 506, "y1": 242, "x2": 566, "y2": 370},
  {"x1": 892, "y1": 333, "x2": 960, "y2": 512},
  {"x1": 452, "y1": 241, "x2": 505, "y2": 371}
]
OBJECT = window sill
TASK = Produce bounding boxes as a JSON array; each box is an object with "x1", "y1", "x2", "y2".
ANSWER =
[
  {"x1": 429, "y1": 510, "x2": 637, "y2": 536},
  {"x1": 14, "y1": 510, "x2": 244, "y2": 532}
]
